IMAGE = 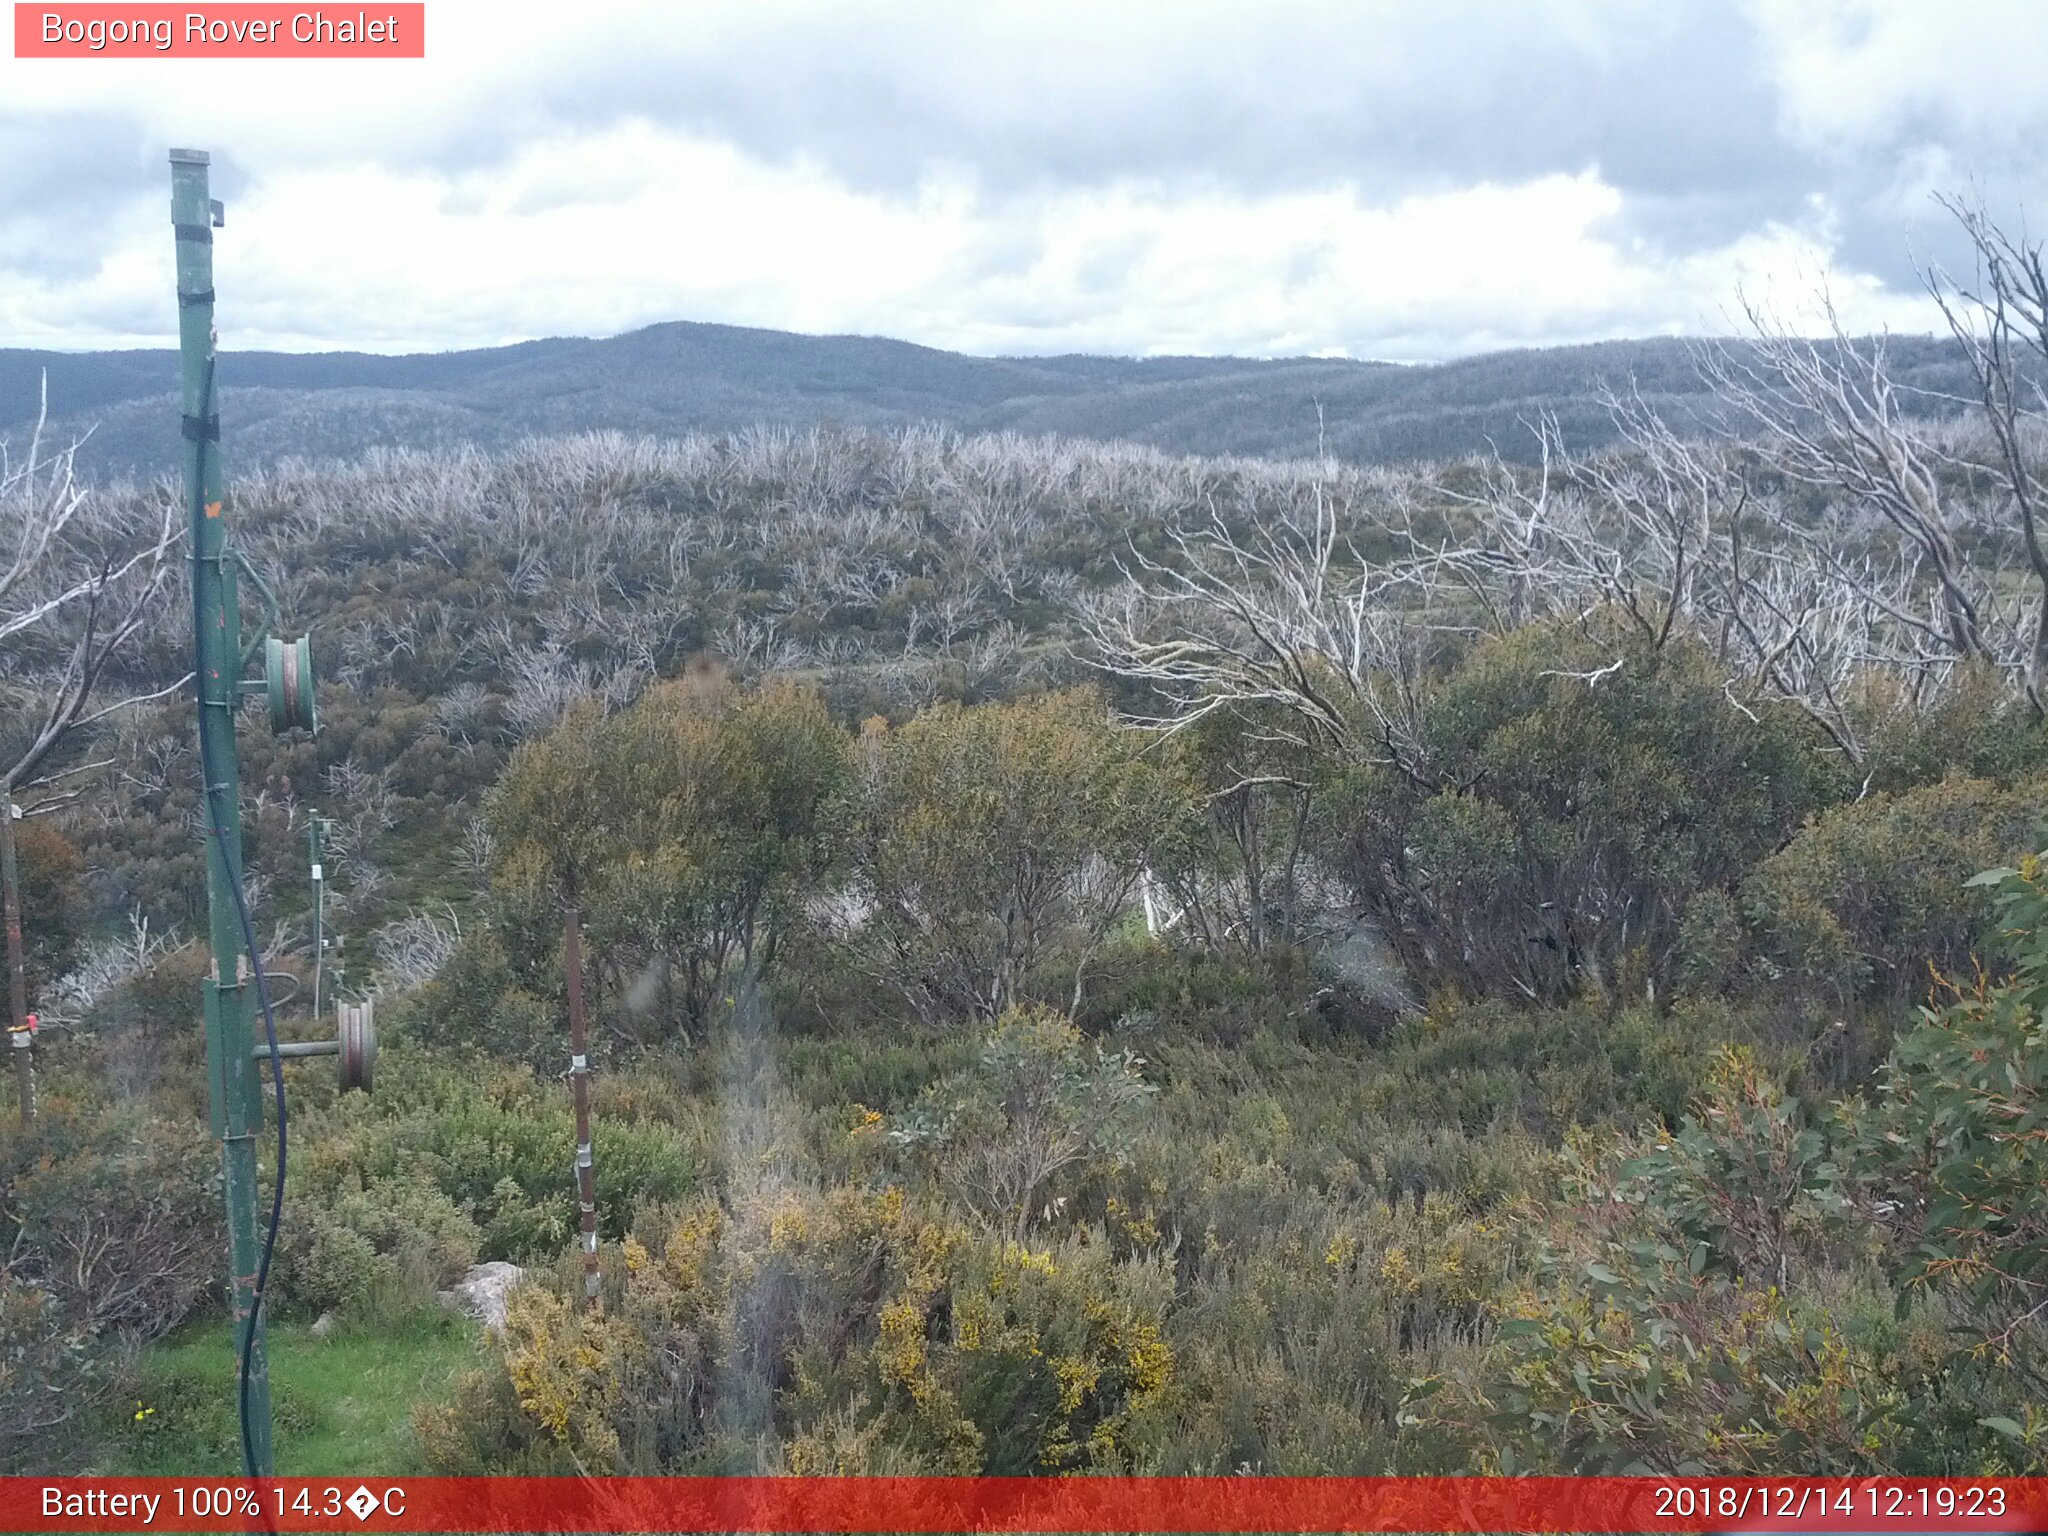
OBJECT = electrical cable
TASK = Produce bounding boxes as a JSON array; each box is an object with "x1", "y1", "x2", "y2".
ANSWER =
[{"x1": 188, "y1": 354, "x2": 288, "y2": 1480}]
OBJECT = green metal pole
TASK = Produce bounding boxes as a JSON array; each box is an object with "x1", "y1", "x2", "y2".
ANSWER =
[{"x1": 171, "y1": 147, "x2": 273, "y2": 1477}]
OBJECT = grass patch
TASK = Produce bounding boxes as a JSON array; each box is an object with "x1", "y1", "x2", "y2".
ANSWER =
[{"x1": 105, "y1": 1311, "x2": 481, "y2": 1476}]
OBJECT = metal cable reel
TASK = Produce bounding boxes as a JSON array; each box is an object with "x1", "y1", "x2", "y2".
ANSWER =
[
  {"x1": 265, "y1": 634, "x2": 317, "y2": 734},
  {"x1": 338, "y1": 999, "x2": 375, "y2": 1094},
  {"x1": 251, "y1": 996, "x2": 375, "y2": 1094}
]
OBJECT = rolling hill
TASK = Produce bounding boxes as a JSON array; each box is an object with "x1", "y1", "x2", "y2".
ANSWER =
[{"x1": 0, "y1": 320, "x2": 1980, "y2": 481}]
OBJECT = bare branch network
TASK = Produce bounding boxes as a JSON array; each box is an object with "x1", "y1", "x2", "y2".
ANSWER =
[
  {"x1": 1086, "y1": 203, "x2": 2048, "y2": 775},
  {"x1": 1, "y1": 376, "x2": 183, "y2": 802}
]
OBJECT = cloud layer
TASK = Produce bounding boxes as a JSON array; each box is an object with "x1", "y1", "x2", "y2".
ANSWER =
[{"x1": 1, "y1": 0, "x2": 2040, "y2": 358}]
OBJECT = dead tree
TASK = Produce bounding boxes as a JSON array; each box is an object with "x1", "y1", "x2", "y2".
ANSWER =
[
  {"x1": 1420, "y1": 397, "x2": 1735, "y2": 651},
  {"x1": 1, "y1": 384, "x2": 181, "y2": 1119},
  {"x1": 1081, "y1": 478, "x2": 1439, "y2": 786},
  {"x1": 1927, "y1": 193, "x2": 2048, "y2": 713},
  {"x1": 2, "y1": 384, "x2": 183, "y2": 799},
  {"x1": 1697, "y1": 296, "x2": 2015, "y2": 700}
]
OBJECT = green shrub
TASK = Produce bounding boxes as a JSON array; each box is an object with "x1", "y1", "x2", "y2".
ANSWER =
[
  {"x1": 888, "y1": 1006, "x2": 1155, "y2": 1243},
  {"x1": 1144, "y1": 706, "x2": 1321, "y2": 954},
  {"x1": 1326, "y1": 620, "x2": 1837, "y2": 1004},
  {"x1": 398, "y1": 928, "x2": 560, "y2": 1071},
  {"x1": 84, "y1": 944, "x2": 211, "y2": 1108},
  {"x1": 1841, "y1": 851, "x2": 2048, "y2": 1363},
  {"x1": 484, "y1": 675, "x2": 850, "y2": 1045},
  {"x1": 1080, "y1": 945, "x2": 1315, "y2": 1048},
  {"x1": 290, "y1": 1047, "x2": 704, "y2": 1265},
  {"x1": 1460, "y1": 1250, "x2": 1920, "y2": 1474},
  {"x1": 1618, "y1": 1049, "x2": 1846, "y2": 1288},
  {"x1": 851, "y1": 687, "x2": 1191, "y2": 1021},
  {"x1": 1377, "y1": 994, "x2": 1723, "y2": 1137},
  {"x1": 10, "y1": 820, "x2": 87, "y2": 1008},
  {"x1": 1740, "y1": 773, "x2": 2048, "y2": 1008},
  {"x1": 1672, "y1": 890, "x2": 1742, "y2": 999},
  {"x1": 1438, "y1": 1071, "x2": 1909, "y2": 1475},
  {"x1": 1855, "y1": 666, "x2": 2048, "y2": 792},
  {"x1": 274, "y1": 1175, "x2": 480, "y2": 1323},
  {"x1": 0, "y1": 1104, "x2": 221, "y2": 1343},
  {"x1": 0, "y1": 1278, "x2": 113, "y2": 1471},
  {"x1": 0, "y1": 1103, "x2": 223, "y2": 1468},
  {"x1": 1445, "y1": 938, "x2": 2048, "y2": 1476}
]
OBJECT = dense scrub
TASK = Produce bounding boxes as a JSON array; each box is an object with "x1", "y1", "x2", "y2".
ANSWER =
[{"x1": 6, "y1": 414, "x2": 2048, "y2": 1474}]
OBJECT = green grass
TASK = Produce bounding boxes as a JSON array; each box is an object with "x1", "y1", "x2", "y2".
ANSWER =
[{"x1": 104, "y1": 1312, "x2": 482, "y2": 1476}]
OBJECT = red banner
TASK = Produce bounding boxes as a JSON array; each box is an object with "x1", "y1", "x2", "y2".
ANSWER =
[
  {"x1": 5, "y1": 1477, "x2": 2047, "y2": 1533},
  {"x1": 13, "y1": 4, "x2": 425, "y2": 58}
]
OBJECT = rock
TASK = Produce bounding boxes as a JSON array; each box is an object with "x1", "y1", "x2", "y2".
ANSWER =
[
  {"x1": 309, "y1": 1311, "x2": 337, "y2": 1339},
  {"x1": 439, "y1": 1260, "x2": 526, "y2": 1333}
]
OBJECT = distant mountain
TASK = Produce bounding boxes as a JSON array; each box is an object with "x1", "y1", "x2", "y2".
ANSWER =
[{"x1": 0, "y1": 321, "x2": 1982, "y2": 481}]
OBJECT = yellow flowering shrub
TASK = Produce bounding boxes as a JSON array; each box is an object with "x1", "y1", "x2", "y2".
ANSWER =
[{"x1": 421, "y1": 1180, "x2": 1174, "y2": 1475}]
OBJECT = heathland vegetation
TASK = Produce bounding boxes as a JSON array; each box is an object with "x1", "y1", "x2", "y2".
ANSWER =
[{"x1": 5, "y1": 203, "x2": 2048, "y2": 1475}]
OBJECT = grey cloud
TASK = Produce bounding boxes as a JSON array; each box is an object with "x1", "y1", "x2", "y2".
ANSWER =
[
  {"x1": 410, "y1": 0, "x2": 1888, "y2": 297},
  {"x1": 0, "y1": 117, "x2": 262, "y2": 295},
  {"x1": 576, "y1": 2, "x2": 2026, "y2": 296},
  {"x1": 509, "y1": 3, "x2": 1800, "y2": 202},
  {"x1": 0, "y1": 110, "x2": 154, "y2": 208},
  {"x1": 4, "y1": 0, "x2": 2041, "y2": 358},
  {"x1": 1069, "y1": 234, "x2": 1157, "y2": 297},
  {"x1": 0, "y1": 110, "x2": 157, "y2": 281}
]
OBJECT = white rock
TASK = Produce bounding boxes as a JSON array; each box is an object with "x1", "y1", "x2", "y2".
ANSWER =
[{"x1": 439, "y1": 1260, "x2": 526, "y2": 1333}]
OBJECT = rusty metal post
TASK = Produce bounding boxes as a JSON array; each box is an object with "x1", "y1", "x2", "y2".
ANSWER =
[{"x1": 563, "y1": 903, "x2": 600, "y2": 1308}]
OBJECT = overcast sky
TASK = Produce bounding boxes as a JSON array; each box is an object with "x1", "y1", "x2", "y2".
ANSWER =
[{"x1": 1, "y1": 0, "x2": 2042, "y2": 360}]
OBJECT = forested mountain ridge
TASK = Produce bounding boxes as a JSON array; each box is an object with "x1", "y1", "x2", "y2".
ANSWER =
[{"x1": 0, "y1": 322, "x2": 1984, "y2": 480}]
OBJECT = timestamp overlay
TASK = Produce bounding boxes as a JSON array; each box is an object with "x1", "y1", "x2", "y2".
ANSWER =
[{"x1": 3, "y1": 1477, "x2": 2046, "y2": 1533}]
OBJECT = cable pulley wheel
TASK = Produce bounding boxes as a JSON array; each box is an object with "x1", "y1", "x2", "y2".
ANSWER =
[
  {"x1": 265, "y1": 634, "x2": 317, "y2": 734},
  {"x1": 337, "y1": 1000, "x2": 375, "y2": 1094}
]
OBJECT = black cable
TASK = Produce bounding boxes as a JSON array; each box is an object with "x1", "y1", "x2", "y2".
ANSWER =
[{"x1": 188, "y1": 354, "x2": 288, "y2": 1481}]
